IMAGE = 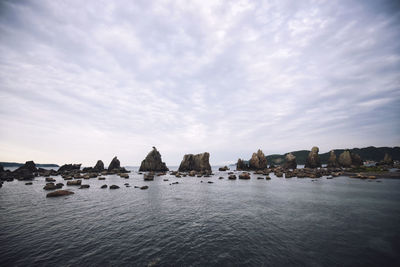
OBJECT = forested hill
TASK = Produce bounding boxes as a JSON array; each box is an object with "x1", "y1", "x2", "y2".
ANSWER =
[{"x1": 266, "y1": 146, "x2": 400, "y2": 165}]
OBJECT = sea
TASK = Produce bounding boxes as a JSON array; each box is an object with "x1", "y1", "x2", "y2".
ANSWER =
[{"x1": 0, "y1": 166, "x2": 399, "y2": 266}]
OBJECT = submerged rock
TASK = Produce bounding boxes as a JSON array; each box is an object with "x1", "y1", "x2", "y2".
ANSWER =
[
  {"x1": 139, "y1": 147, "x2": 169, "y2": 172},
  {"x1": 305, "y1": 147, "x2": 321, "y2": 168},
  {"x1": 46, "y1": 190, "x2": 74, "y2": 197},
  {"x1": 283, "y1": 153, "x2": 297, "y2": 169},
  {"x1": 178, "y1": 152, "x2": 211, "y2": 172}
]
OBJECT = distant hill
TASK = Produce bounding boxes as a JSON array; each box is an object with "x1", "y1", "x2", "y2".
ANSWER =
[
  {"x1": 266, "y1": 146, "x2": 400, "y2": 165},
  {"x1": 0, "y1": 162, "x2": 59, "y2": 168}
]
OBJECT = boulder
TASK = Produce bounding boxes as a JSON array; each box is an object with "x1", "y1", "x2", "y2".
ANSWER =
[
  {"x1": 338, "y1": 150, "x2": 352, "y2": 168},
  {"x1": 249, "y1": 149, "x2": 268, "y2": 170},
  {"x1": 305, "y1": 147, "x2": 321, "y2": 168},
  {"x1": 139, "y1": 147, "x2": 169, "y2": 172},
  {"x1": 58, "y1": 164, "x2": 81, "y2": 173},
  {"x1": 15, "y1": 161, "x2": 37, "y2": 173},
  {"x1": 239, "y1": 173, "x2": 251, "y2": 179},
  {"x1": 108, "y1": 157, "x2": 120, "y2": 171},
  {"x1": 219, "y1": 166, "x2": 229, "y2": 171},
  {"x1": 283, "y1": 153, "x2": 297, "y2": 169},
  {"x1": 46, "y1": 190, "x2": 74, "y2": 197},
  {"x1": 67, "y1": 180, "x2": 82, "y2": 186},
  {"x1": 178, "y1": 152, "x2": 211, "y2": 172},
  {"x1": 228, "y1": 174, "x2": 237, "y2": 180},
  {"x1": 12, "y1": 161, "x2": 37, "y2": 180},
  {"x1": 327, "y1": 150, "x2": 339, "y2": 168}
]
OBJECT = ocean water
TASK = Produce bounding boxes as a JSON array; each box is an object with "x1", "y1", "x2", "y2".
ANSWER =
[{"x1": 1, "y1": 167, "x2": 400, "y2": 266}]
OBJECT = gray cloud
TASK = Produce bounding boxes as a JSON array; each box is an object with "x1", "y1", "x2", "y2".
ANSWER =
[{"x1": 0, "y1": 0, "x2": 399, "y2": 166}]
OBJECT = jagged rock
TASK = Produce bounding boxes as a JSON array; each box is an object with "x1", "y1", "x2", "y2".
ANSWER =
[
  {"x1": 108, "y1": 157, "x2": 120, "y2": 171},
  {"x1": 327, "y1": 150, "x2": 339, "y2": 168},
  {"x1": 249, "y1": 150, "x2": 268, "y2": 170},
  {"x1": 305, "y1": 147, "x2": 321, "y2": 168},
  {"x1": 236, "y1": 159, "x2": 249, "y2": 171},
  {"x1": 351, "y1": 153, "x2": 362, "y2": 167},
  {"x1": 58, "y1": 164, "x2": 81, "y2": 173},
  {"x1": 93, "y1": 160, "x2": 105, "y2": 172},
  {"x1": 139, "y1": 147, "x2": 169, "y2": 172},
  {"x1": 15, "y1": 161, "x2": 37, "y2": 173},
  {"x1": 178, "y1": 152, "x2": 211, "y2": 172},
  {"x1": 283, "y1": 153, "x2": 297, "y2": 169},
  {"x1": 46, "y1": 190, "x2": 74, "y2": 197},
  {"x1": 338, "y1": 150, "x2": 352, "y2": 167}
]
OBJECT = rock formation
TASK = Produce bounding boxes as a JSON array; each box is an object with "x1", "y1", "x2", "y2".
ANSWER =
[
  {"x1": 108, "y1": 157, "x2": 120, "y2": 171},
  {"x1": 236, "y1": 159, "x2": 249, "y2": 170},
  {"x1": 377, "y1": 153, "x2": 393, "y2": 166},
  {"x1": 350, "y1": 153, "x2": 362, "y2": 167},
  {"x1": 11, "y1": 161, "x2": 37, "y2": 180},
  {"x1": 249, "y1": 149, "x2": 268, "y2": 170},
  {"x1": 139, "y1": 147, "x2": 169, "y2": 172},
  {"x1": 338, "y1": 150, "x2": 352, "y2": 167},
  {"x1": 58, "y1": 164, "x2": 81, "y2": 173},
  {"x1": 283, "y1": 153, "x2": 297, "y2": 169},
  {"x1": 327, "y1": 150, "x2": 339, "y2": 168},
  {"x1": 93, "y1": 160, "x2": 105, "y2": 172},
  {"x1": 178, "y1": 152, "x2": 211, "y2": 172},
  {"x1": 305, "y1": 147, "x2": 321, "y2": 168}
]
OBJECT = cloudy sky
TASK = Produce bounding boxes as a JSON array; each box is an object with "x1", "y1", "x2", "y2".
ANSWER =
[{"x1": 0, "y1": 0, "x2": 399, "y2": 166}]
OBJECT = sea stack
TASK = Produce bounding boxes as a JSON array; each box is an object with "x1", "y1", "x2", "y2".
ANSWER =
[
  {"x1": 338, "y1": 150, "x2": 352, "y2": 167},
  {"x1": 249, "y1": 149, "x2": 268, "y2": 170},
  {"x1": 178, "y1": 152, "x2": 211, "y2": 172},
  {"x1": 283, "y1": 153, "x2": 297, "y2": 169},
  {"x1": 327, "y1": 150, "x2": 339, "y2": 168},
  {"x1": 305, "y1": 146, "x2": 321, "y2": 168},
  {"x1": 93, "y1": 160, "x2": 105, "y2": 172},
  {"x1": 139, "y1": 147, "x2": 169, "y2": 172},
  {"x1": 108, "y1": 156, "x2": 120, "y2": 171}
]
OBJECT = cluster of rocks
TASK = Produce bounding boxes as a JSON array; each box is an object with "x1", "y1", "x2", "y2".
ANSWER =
[{"x1": 304, "y1": 147, "x2": 362, "y2": 169}]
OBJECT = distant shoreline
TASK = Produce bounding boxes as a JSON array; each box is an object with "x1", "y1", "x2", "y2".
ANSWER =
[{"x1": 0, "y1": 162, "x2": 59, "y2": 168}]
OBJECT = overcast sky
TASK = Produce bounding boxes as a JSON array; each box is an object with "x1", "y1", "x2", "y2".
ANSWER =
[{"x1": 0, "y1": 0, "x2": 399, "y2": 166}]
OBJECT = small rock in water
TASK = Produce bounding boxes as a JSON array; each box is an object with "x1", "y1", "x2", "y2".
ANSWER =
[
  {"x1": 163, "y1": 179, "x2": 169, "y2": 181},
  {"x1": 98, "y1": 177, "x2": 106, "y2": 180},
  {"x1": 134, "y1": 186, "x2": 140, "y2": 188},
  {"x1": 67, "y1": 180, "x2": 82, "y2": 186},
  {"x1": 140, "y1": 185, "x2": 149, "y2": 190},
  {"x1": 79, "y1": 184, "x2": 90, "y2": 189},
  {"x1": 101, "y1": 185, "x2": 107, "y2": 189},
  {"x1": 124, "y1": 183, "x2": 129, "y2": 185},
  {"x1": 219, "y1": 177, "x2": 224, "y2": 179},
  {"x1": 109, "y1": 185, "x2": 120, "y2": 189},
  {"x1": 257, "y1": 177, "x2": 264, "y2": 180},
  {"x1": 25, "y1": 182, "x2": 33, "y2": 185},
  {"x1": 208, "y1": 181, "x2": 213, "y2": 184},
  {"x1": 46, "y1": 190, "x2": 74, "y2": 197},
  {"x1": 45, "y1": 177, "x2": 56, "y2": 182},
  {"x1": 228, "y1": 175, "x2": 237, "y2": 180}
]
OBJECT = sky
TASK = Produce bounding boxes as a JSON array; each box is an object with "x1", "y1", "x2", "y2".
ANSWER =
[{"x1": 0, "y1": 0, "x2": 399, "y2": 166}]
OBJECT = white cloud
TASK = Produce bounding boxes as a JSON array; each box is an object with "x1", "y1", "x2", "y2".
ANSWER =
[{"x1": 0, "y1": 0, "x2": 399, "y2": 166}]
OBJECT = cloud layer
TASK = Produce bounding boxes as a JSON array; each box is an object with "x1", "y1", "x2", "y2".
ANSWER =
[{"x1": 0, "y1": 0, "x2": 399, "y2": 166}]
